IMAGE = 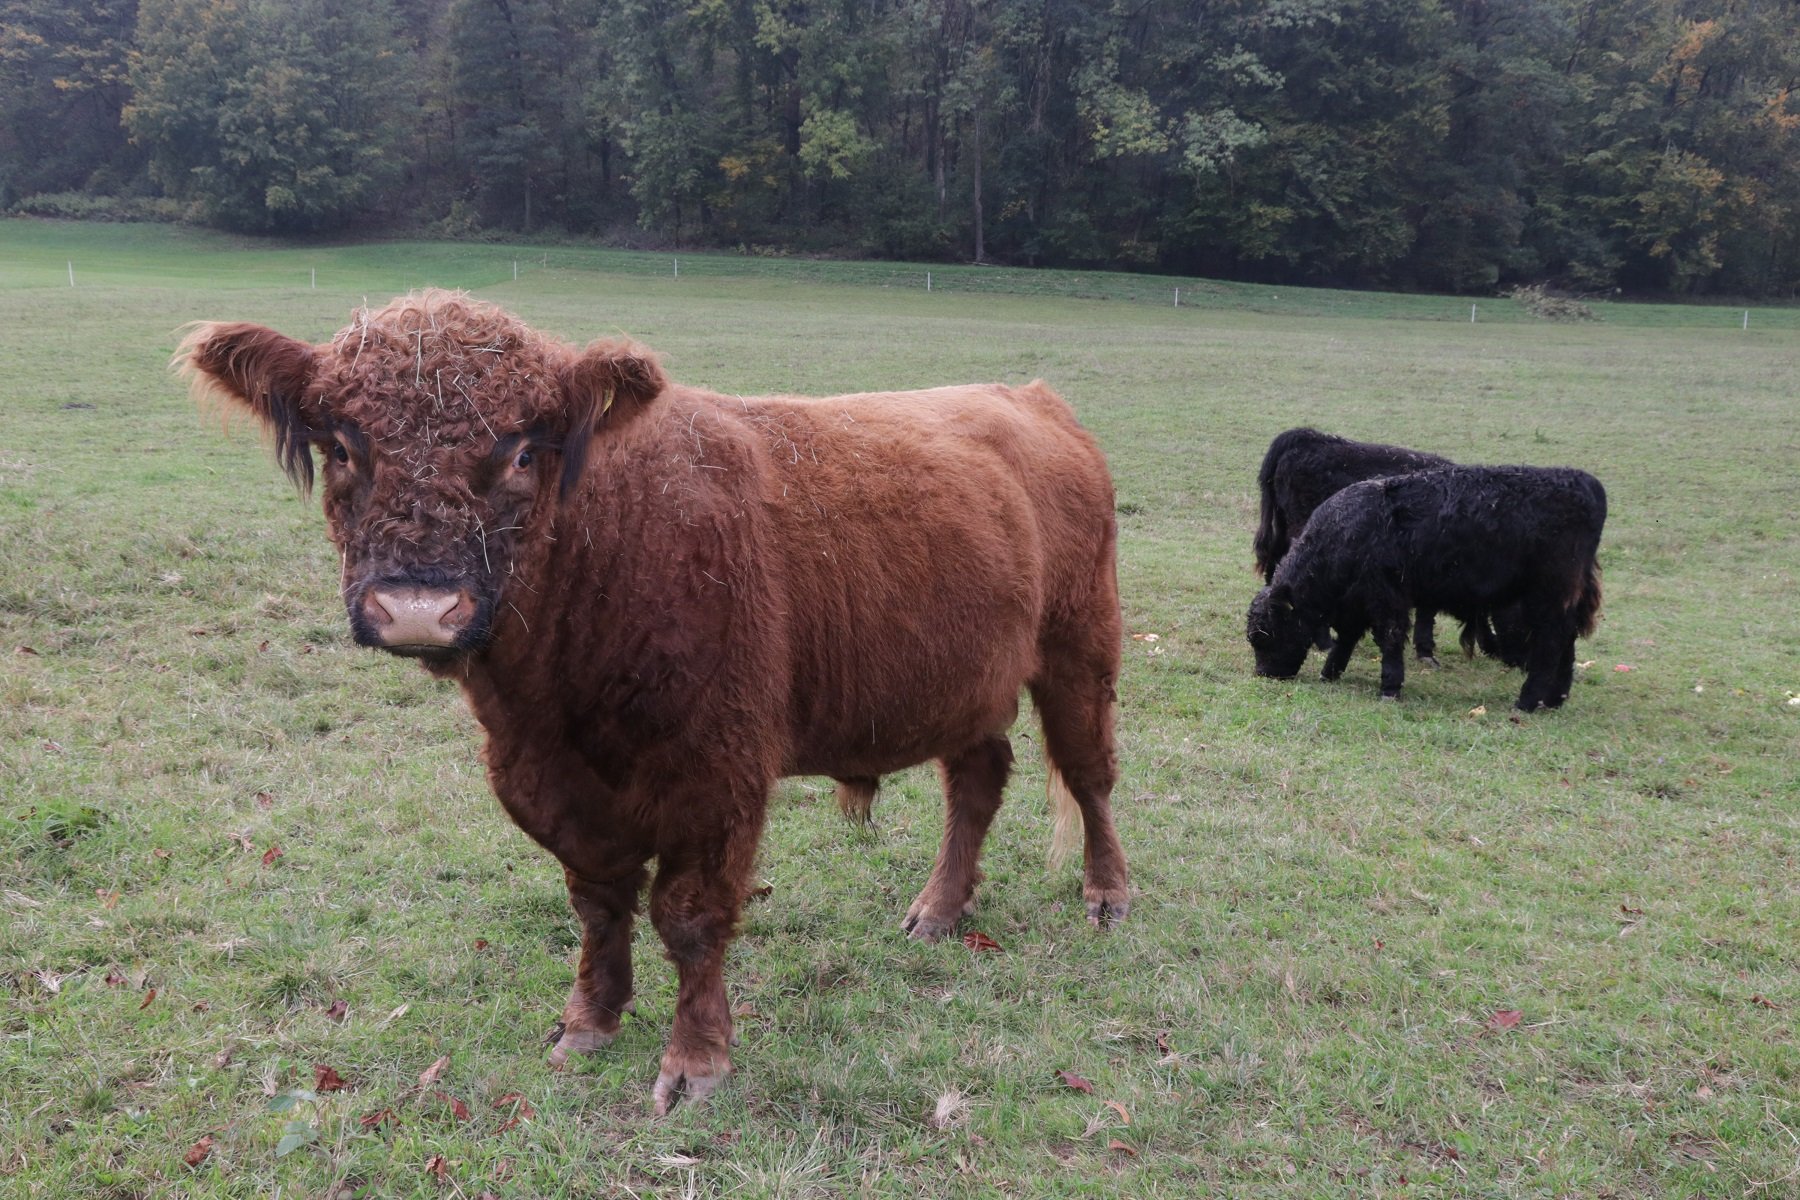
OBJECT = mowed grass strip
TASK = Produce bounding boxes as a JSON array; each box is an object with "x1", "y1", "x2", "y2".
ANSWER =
[{"x1": 1, "y1": 221, "x2": 1796, "y2": 1198}]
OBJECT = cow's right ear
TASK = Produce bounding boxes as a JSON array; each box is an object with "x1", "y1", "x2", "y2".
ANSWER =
[
  {"x1": 177, "y1": 322, "x2": 322, "y2": 492},
  {"x1": 1268, "y1": 582, "x2": 1295, "y2": 612},
  {"x1": 556, "y1": 338, "x2": 669, "y2": 498}
]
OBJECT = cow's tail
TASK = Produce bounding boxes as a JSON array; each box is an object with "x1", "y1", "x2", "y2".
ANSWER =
[
  {"x1": 1571, "y1": 558, "x2": 1603, "y2": 639},
  {"x1": 1047, "y1": 767, "x2": 1082, "y2": 868},
  {"x1": 1252, "y1": 442, "x2": 1288, "y2": 580}
]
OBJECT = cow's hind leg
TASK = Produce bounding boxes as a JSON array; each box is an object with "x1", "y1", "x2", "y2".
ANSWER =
[
  {"x1": 551, "y1": 861, "x2": 648, "y2": 1066},
  {"x1": 647, "y1": 801, "x2": 765, "y2": 1114},
  {"x1": 1374, "y1": 617, "x2": 1409, "y2": 700},
  {"x1": 903, "y1": 735, "x2": 1013, "y2": 942},
  {"x1": 1030, "y1": 656, "x2": 1130, "y2": 927},
  {"x1": 1320, "y1": 620, "x2": 1366, "y2": 681}
]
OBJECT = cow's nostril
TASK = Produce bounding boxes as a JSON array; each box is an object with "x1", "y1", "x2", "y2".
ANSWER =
[{"x1": 368, "y1": 588, "x2": 470, "y2": 647}]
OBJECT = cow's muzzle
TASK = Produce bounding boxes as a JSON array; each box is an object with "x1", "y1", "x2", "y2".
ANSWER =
[{"x1": 354, "y1": 583, "x2": 482, "y2": 658}]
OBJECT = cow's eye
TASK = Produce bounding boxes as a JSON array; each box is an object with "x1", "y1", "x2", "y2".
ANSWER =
[
  {"x1": 513, "y1": 448, "x2": 533, "y2": 471},
  {"x1": 333, "y1": 442, "x2": 350, "y2": 465}
]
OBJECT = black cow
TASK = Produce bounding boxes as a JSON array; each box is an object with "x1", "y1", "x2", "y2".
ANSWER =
[
  {"x1": 1246, "y1": 466, "x2": 1605, "y2": 711},
  {"x1": 1253, "y1": 427, "x2": 1523, "y2": 665}
]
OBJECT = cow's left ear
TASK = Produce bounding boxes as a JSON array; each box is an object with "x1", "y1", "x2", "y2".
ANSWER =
[
  {"x1": 177, "y1": 322, "x2": 323, "y2": 492},
  {"x1": 1268, "y1": 582, "x2": 1295, "y2": 612},
  {"x1": 556, "y1": 338, "x2": 668, "y2": 497}
]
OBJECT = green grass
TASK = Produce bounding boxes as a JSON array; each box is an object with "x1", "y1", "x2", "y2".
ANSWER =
[{"x1": 2, "y1": 218, "x2": 1796, "y2": 1198}]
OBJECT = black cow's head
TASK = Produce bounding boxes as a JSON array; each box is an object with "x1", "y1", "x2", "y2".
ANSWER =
[
  {"x1": 180, "y1": 291, "x2": 666, "y2": 664},
  {"x1": 1245, "y1": 583, "x2": 1312, "y2": 680}
]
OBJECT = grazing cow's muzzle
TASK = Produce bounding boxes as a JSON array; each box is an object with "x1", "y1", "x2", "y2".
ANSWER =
[{"x1": 349, "y1": 577, "x2": 491, "y2": 660}]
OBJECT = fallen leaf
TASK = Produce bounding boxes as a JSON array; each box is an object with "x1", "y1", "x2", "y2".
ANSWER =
[
  {"x1": 1576, "y1": 660, "x2": 1595, "y2": 669},
  {"x1": 314, "y1": 1064, "x2": 346, "y2": 1092},
  {"x1": 1467, "y1": 705, "x2": 1487, "y2": 717},
  {"x1": 192, "y1": 1000, "x2": 211, "y2": 1012},
  {"x1": 261, "y1": 844, "x2": 283, "y2": 866},
  {"x1": 1620, "y1": 904, "x2": 1644, "y2": 916},
  {"x1": 1107, "y1": 1138, "x2": 1136, "y2": 1156},
  {"x1": 1750, "y1": 995, "x2": 1783, "y2": 1010},
  {"x1": 431, "y1": 1090, "x2": 471, "y2": 1121},
  {"x1": 96, "y1": 889, "x2": 120, "y2": 909},
  {"x1": 183, "y1": 1134, "x2": 215, "y2": 1168},
  {"x1": 1056, "y1": 1070, "x2": 1095, "y2": 1094},
  {"x1": 1487, "y1": 1009, "x2": 1524, "y2": 1031},
  {"x1": 1696, "y1": 1085, "x2": 1713, "y2": 1099},
  {"x1": 229, "y1": 831, "x2": 254, "y2": 852},
  {"x1": 104, "y1": 970, "x2": 126, "y2": 987},
  {"x1": 213, "y1": 1044, "x2": 234, "y2": 1069},
  {"x1": 152, "y1": 848, "x2": 171, "y2": 860},
  {"x1": 255, "y1": 791, "x2": 274, "y2": 809},
  {"x1": 323, "y1": 999, "x2": 348, "y2": 1022},
  {"x1": 418, "y1": 1055, "x2": 450, "y2": 1088},
  {"x1": 359, "y1": 1108, "x2": 398, "y2": 1130},
  {"x1": 1154, "y1": 1031, "x2": 1173, "y2": 1055},
  {"x1": 257, "y1": 640, "x2": 270, "y2": 653},
  {"x1": 472, "y1": 938, "x2": 489, "y2": 951},
  {"x1": 494, "y1": 1092, "x2": 535, "y2": 1131},
  {"x1": 425, "y1": 1154, "x2": 449, "y2": 1181},
  {"x1": 1614, "y1": 664, "x2": 1634, "y2": 672},
  {"x1": 1104, "y1": 1099, "x2": 1131, "y2": 1124},
  {"x1": 139, "y1": 988, "x2": 157, "y2": 1010},
  {"x1": 962, "y1": 931, "x2": 1003, "y2": 953},
  {"x1": 15, "y1": 645, "x2": 39, "y2": 656},
  {"x1": 731, "y1": 1001, "x2": 758, "y2": 1018}
]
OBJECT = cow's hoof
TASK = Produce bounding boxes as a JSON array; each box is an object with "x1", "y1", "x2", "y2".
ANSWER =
[
  {"x1": 652, "y1": 1054, "x2": 730, "y2": 1115},
  {"x1": 901, "y1": 909, "x2": 957, "y2": 942},
  {"x1": 1418, "y1": 655, "x2": 1441, "y2": 669},
  {"x1": 547, "y1": 1024, "x2": 619, "y2": 1069},
  {"x1": 1086, "y1": 892, "x2": 1130, "y2": 927},
  {"x1": 1378, "y1": 692, "x2": 1401, "y2": 702}
]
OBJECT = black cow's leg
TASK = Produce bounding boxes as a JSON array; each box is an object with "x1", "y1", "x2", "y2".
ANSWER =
[
  {"x1": 1321, "y1": 620, "x2": 1365, "y2": 681},
  {"x1": 1545, "y1": 634, "x2": 1578, "y2": 708},
  {"x1": 903, "y1": 735, "x2": 1013, "y2": 941},
  {"x1": 1312, "y1": 624, "x2": 1336, "y2": 653},
  {"x1": 647, "y1": 795, "x2": 767, "y2": 1114},
  {"x1": 1413, "y1": 609, "x2": 1439, "y2": 665},
  {"x1": 1515, "y1": 609, "x2": 1565, "y2": 711},
  {"x1": 551, "y1": 861, "x2": 648, "y2": 1066},
  {"x1": 1374, "y1": 619, "x2": 1409, "y2": 700}
]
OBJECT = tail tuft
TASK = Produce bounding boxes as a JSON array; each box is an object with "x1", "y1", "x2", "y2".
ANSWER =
[
  {"x1": 1572, "y1": 561, "x2": 1603, "y2": 638},
  {"x1": 1047, "y1": 768, "x2": 1082, "y2": 868}
]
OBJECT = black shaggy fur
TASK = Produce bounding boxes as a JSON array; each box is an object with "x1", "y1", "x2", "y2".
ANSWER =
[
  {"x1": 1246, "y1": 466, "x2": 1606, "y2": 711},
  {"x1": 1252, "y1": 427, "x2": 1524, "y2": 663}
]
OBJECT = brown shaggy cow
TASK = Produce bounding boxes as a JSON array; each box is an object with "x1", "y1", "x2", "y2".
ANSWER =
[{"x1": 179, "y1": 291, "x2": 1130, "y2": 1112}]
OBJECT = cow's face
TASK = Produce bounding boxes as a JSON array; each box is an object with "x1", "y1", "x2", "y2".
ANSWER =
[
  {"x1": 1246, "y1": 584, "x2": 1310, "y2": 679},
  {"x1": 181, "y1": 292, "x2": 665, "y2": 664}
]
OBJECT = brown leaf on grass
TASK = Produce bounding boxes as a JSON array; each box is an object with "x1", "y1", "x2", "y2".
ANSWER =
[
  {"x1": 229, "y1": 831, "x2": 254, "y2": 852},
  {"x1": 255, "y1": 791, "x2": 274, "y2": 809},
  {"x1": 431, "y1": 1090, "x2": 471, "y2": 1121},
  {"x1": 105, "y1": 970, "x2": 126, "y2": 987},
  {"x1": 139, "y1": 988, "x2": 157, "y2": 1010},
  {"x1": 257, "y1": 640, "x2": 270, "y2": 653},
  {"x1": 152, "y1": 848, "x2": 171, "y2": 860},
  {"x1": 183, "y1": 1134, "x2": 215, "y2": 1168},
  {"x1": 192, "y1": 1000, "x2": 210, "y2": 1012},
  {"x1": 424, "y1": 1154, "x2": 449, "y2": 1181},
  {"x1": 746, "y1": 884, "x2": 774, "y2": 902},
  {"x1": 1104, "y1": 1099, "x2": 1131, "y2": 1125},
  {"x1": 472, "y1": 939, "x2": 489, "y2": 951},
  {"x1": 731, "y1": 1002, "x2": 759, "y2": 1019},
  {"x1": 1155, "y1": 1031, "x2": 1173, "y2": 1055},
  {"x1": 323, "y1": 999, "x2": 348, "y2": 1022},
  {"x1": 418, "y1": 1054, "x2": 450, "y2": 1089},
  {"x1": 15, "y1": 645, "x2": 39, "y2": 656},
  {"x1": 1487, "y1": 1009, "x2": 1524, "y2": 1031},
  {"x1": 962, "y1": 931, "x2": 1003, "y2": 953},
  {"x1": 96, "y1": 889, "x2": 120, "y2": 909},
  {"x1": 493, "y1": 1092, "x2": 535, "y2": 1132},
  {"x1": 314, "y1": 1064, "x2": 346, "y2": 1092},
  {"x1": 1620, "y1": 903, "x2": 1645, "y2": 916},
  {"x1": 1107, "y1": 1139, "x2": 1136, "y2": 1156},
  {"x1": 261, "y1": 844, "x2": 283, "y2": 866},
  {"x1": 491, "y1": 1159, "x2": 514, "y2": 1181},
  {"x1": 1749, "y1": 995, "x2": 1783, "y2": 1010},
  {"x1": 358, "y1": 1108, "x2": 398, "y2": 1130},
  {"x1": 1056, "y1": 1070, "x2": 1095, "y2": 1094},
  {"x1": 213, "y1": 1044, "x2": 234, "y2": 1069}
]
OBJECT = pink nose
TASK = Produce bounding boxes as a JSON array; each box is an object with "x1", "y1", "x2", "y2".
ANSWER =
[{"x1": 362, "y1": 588, "x2": 473, "y2": 647}]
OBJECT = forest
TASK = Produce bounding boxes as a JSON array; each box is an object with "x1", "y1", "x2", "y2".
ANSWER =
[{"x1": 3, "y1": 0, "x2": 1798, "y2": 296}]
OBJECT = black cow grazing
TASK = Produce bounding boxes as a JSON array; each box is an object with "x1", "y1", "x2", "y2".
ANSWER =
[
  {"x1": 1246, "y1": 466, "x2": 1605, "y2": 711},
  {"x1": 1254, "y1": 427, "x2": 1477, "y2": 663}
]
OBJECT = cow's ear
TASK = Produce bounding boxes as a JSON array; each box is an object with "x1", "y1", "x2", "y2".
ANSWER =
[
  {"x1": 556, "y1": 338, "x2": 668, "y2": 497},
  {"x1": 178, "y1": 322, "x2": 322, "y2": 492},
  {"x1": 1269, "y1": 582, "x2": 1295, "y2": 612}
]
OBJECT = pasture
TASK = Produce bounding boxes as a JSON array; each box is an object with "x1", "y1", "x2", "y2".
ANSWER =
[{"x1": 2, "y1": 220, "x2": 1796, "y2": 1198}]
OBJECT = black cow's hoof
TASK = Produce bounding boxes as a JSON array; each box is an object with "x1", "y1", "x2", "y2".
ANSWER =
[
  {"x1": 1378, "y1": 692, "x2": 1401, "y2": 702},
  {"x1": 1417, "y1": 655, "x2": 1441, "y2": 669}
]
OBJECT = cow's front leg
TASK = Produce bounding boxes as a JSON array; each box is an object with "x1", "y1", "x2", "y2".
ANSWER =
[
  {"x1": 1413, "y1": 608, "x2": 1440, "y2": 665},
  {"x1": 550, "y1": 862, "x2": 647, "y2": 1067},
  {"x1": 1373, "y1": 618, "x2": 1409, "y2": 700},
  {"x1": 1320, "y1": 620, "x2": 1365, "y2": 681},
  {"x1": 647, "y1": 807, "x2": 765, "y2": 1114}
]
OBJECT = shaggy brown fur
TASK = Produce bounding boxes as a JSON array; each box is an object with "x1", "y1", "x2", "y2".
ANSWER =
[{"x1": 178, "y1": 290, "x2": 1130, "y2": 1113}]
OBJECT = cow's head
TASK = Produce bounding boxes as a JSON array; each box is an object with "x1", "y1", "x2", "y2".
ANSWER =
[
  {"x1": 1245, "y1": 583, "x2": 1311, "y2": 679},
  {"x1": 180, "y1": 291, "x2": 666, "y2": 664}
]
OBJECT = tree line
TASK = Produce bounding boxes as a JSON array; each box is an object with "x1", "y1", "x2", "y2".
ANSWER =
[{"x1": 4, "y1": 0, "x2": 1798, "y2": 296}]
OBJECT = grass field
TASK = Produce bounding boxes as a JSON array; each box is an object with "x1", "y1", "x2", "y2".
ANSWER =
[{"x1": 2, "y1": 218, "x2": 1796, "y2": 1198}]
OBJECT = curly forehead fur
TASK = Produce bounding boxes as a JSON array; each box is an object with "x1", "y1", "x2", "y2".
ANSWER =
[{"x1": 315, "y1": 290, "x2": 571, "y2": 444}]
